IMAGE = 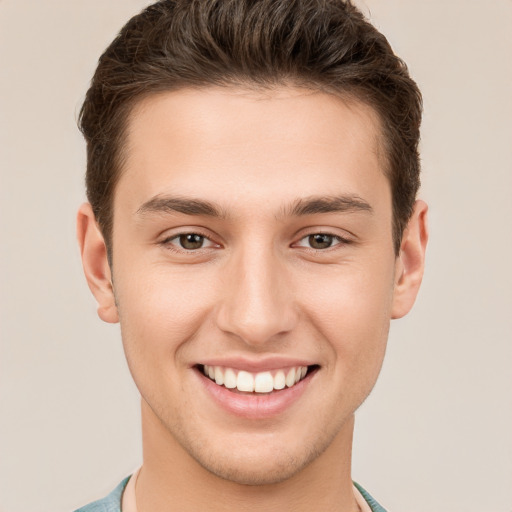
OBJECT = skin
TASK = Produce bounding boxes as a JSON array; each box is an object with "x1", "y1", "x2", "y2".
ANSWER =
[{"x1": 78, "y1": 87, "x2": 428, "y2": 512}]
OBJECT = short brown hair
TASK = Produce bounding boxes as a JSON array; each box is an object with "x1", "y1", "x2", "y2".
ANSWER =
[{"x1": 79, "y1": 0, "x2": 422, "y2": 256}]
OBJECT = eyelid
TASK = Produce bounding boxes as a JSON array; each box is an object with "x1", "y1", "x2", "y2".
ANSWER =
[
  {"x1": 157, "y1": 227, "x2": 353, "y2": 252},
  {"x1": 292, "y1": 231, "x2": 354, "y2": 250},
  {"x1": 159, "y1": 229, "x2": 221, "y2": 251}
]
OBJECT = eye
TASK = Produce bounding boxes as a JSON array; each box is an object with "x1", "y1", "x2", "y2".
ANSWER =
[
  {"x1": 308, "y1": 234, "x2": 335, "y2": 249},
  {"x1": 178, "y1": 233, "x2": 205, "y2": 250},
  {"x1": 295, "y1": 233, "x2": 348, "y2": 250},
  {"x1": 163, "y1": 233, "x2": 217, "y2": 251}
]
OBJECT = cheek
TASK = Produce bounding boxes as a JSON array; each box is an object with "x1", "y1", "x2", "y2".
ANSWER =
[
  {"x1": 299, "y1": 260, "x2": 395, "y2": 370},
  {"x1": 114, "y1": 265, "x2": 218, "y2": 366}
]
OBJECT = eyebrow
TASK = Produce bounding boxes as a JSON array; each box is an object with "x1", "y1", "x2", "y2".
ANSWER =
[
  {"x1": 136, "y1": 196, "x2": 226, "y2": 218},
  {"x1": 135, "y1": 194, "x2": 373, "y2": 219},
  {"x1": 280, "y1": 195, "x2": 373, "y2": 218}
]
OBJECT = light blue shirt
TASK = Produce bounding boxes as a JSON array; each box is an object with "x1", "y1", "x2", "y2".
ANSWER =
[{"x1": 74, "y1": 476, "x2": 387, "y2": 512}]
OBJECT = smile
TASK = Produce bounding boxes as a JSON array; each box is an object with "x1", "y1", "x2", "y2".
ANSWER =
[
  {"x1": 195, "y1": 360, "x2": 319, "y2": 419},
  {"x1": 201, "y1": 365, "x2": 312, "y2": 393}
]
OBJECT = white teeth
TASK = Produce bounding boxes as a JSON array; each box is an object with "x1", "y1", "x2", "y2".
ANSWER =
[
  {"x1": 273, "y1": 370, "x2": 286, "y2": 390},
  {"x1": 254, "y1": 372, "x2": 274, "y2": 393},
  {"x1": 202, "y1": 365, "x2": 311, "y2": 393},
  {"x1": 224, "y1": 368, "x2": 237, "y2": 389},
  {"x1": 237, "y1": 371, "x2": 254, "y2": 392},
  {"x1": 285, "y1": 368, "x2": 296, "y2": 387},
  {"x1": 214, "y1": 366, "x2": 224, "y2": 385}
]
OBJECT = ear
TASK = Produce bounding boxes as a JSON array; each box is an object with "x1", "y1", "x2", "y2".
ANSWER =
[
  {"x1": 76, "y1": 203, "x2": 119, "y2": 323},
  {"x1": 391, "y1": 200, "x2": 429, "y2": 319}
]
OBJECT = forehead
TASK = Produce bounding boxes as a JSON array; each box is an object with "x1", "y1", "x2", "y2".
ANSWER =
[{"x1": 116, "y1": 86, "x2": 390, "y2": 217}]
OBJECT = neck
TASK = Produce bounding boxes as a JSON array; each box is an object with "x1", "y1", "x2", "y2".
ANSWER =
[{"x1": 137, "y1": 399, "x2": 358, "y2": 512}]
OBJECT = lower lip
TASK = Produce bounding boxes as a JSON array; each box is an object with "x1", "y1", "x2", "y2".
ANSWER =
[{"x1": 196, "y1": 368, "x2": 314, "y2": 419}]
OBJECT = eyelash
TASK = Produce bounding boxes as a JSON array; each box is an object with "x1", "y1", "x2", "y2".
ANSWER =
[
  {"x1": 159, "y1": 231, "x2": 352, "y2": 253},
  {"x1": 160, "y1": 231, "x2": 218, "y2": 253},
  {"x1": 293, "y1": 233, "x2": 352, "y2": 251}
]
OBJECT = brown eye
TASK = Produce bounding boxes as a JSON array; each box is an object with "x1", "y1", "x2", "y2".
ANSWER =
[
  {"x1": 179, "y1": 233, "x2": 204, "y2": 250},
  {"x1": 308, "y1": 234, "x2": 334, "y2": 249}
]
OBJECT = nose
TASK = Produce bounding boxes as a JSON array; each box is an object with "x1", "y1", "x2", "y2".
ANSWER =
[{"x1": 215, "y1": 246, "x2": 298, "y2": 346}]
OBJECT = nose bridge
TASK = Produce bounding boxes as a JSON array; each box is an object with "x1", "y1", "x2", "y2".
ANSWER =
[{"x1": 216, "y1": 241, "x2": 297, "y2": 345}]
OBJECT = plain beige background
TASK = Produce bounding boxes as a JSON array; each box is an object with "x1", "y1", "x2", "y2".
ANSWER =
[{"x1": 0, "y1": 1, "x2": 511, "y2": 511}]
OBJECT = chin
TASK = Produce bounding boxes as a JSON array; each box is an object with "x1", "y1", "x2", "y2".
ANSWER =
[
  {"x1": 194, "y1": 445, "x2": 317, "y2": 486},
  {"x1": 173, "y1": 422, "x2": 341, "y2": 487}
]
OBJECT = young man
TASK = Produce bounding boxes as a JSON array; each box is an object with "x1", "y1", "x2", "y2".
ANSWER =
[{"x1": 76, "y1": 1, "x2": 428, "y2": 511}]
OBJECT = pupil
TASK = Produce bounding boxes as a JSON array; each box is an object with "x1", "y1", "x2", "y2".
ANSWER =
[
  {"x1": 180, "y1": 234, "x2": 204, "y2": 249},
  {"x1": 309, "y1": 234, "x2": 333, "y2": 249}
]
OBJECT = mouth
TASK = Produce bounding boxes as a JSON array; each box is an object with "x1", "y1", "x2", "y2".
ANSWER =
[{"x1": 196, "y1": 364, "x2": 320, "y2": 395}]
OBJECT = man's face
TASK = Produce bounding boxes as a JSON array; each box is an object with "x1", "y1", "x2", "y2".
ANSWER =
[{"x1": 109, "y1": 87, "x2": 400, "y2": 484}]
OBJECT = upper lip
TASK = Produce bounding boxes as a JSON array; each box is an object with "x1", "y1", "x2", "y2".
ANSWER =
[{"x1": 194, "y1": 356, "x2": 317, "y2": 372}]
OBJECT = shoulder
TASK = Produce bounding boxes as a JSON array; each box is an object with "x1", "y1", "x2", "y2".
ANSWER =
[{"x1": 73, "y1": 477, "x2": 130, "y2": 512}]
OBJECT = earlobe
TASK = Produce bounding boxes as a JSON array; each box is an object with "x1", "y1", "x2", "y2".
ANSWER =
[
  {"x1": 391, "y1": 200, "x2": 429, "y2": 319},
  {"x1": 76, "y1": 203, "x2": 119, "y2": 324}
]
